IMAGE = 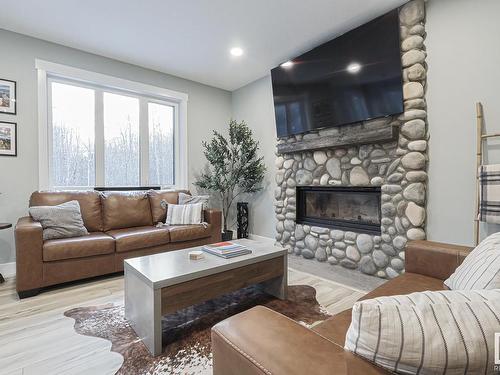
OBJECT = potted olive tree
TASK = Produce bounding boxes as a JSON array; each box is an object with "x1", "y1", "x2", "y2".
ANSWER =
[{"x1": 195, "y1": 120, "x2": 266, "y2": 241}]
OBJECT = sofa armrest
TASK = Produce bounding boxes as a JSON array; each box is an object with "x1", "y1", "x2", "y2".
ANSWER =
[
  {"x1": 204, "y1": 209, "x2": 222, "y2": 227},
  {"x1": 204, "y1": 209, "x2": 222, "y2": 242},
  {"x1": 212, "y1": 306, "x2": 387, "y2": 375},
  {"x1": 15, "y1": 216, "x2": 44, "y2": 292},
  {"x1": 405, "y1": 240, "x2": 473, "y2": 280}
]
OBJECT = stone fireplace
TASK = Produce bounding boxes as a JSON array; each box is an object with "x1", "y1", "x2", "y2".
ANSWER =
[
  {"x1": 296, "y1": 186, "x2": 381, "y2": 235},
  {"x1": 274, "y1": 0, "x2": 427, "y2": 279}
]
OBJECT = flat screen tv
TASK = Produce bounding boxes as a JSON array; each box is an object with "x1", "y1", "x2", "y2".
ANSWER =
[{"x1": 271, "y1": 9, "x2": 403, "y2": 138}]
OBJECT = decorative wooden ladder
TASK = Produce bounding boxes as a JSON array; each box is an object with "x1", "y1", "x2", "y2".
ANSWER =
[{"x1": 474, "y1": 102, "x2": 500, "y2": 245}]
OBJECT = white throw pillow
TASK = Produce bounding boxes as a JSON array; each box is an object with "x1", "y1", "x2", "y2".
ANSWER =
[
  {"x1": 445, "y1": 232, "x2": 500, "y2": 290},
  {"x1": 29, "y1": 200, "x2": 89, "y2": 240},
  {"x1": 165, "y1": 203, "x2": 203, "y2": 225},
  {"x1": 345, "y1": 289, "x2": 500, "y2": 375}
]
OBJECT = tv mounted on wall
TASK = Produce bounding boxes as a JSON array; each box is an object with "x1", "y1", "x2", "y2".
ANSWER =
[{"x1": 271, "y1": 9, "x2": 403, "y2": 138}]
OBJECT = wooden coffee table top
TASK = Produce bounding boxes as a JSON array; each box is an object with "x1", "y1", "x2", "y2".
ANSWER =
[
  {"x1": 124, "y1": 238, "x2": 286, "y2": 289},
  {"x1": 0, "y1": 223, "x2": 12, "y2": 230}
]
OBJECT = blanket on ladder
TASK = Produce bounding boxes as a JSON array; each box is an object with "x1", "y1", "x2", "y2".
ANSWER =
[{"x1": 479, "y1": 164, "x2": 500, "y2": 224}]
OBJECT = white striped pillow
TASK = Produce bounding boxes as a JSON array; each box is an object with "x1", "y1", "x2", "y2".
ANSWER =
[
  {"x1": 165, "y1": 203, "x2": 203, "y2": 225},
  {"x1": 445, "y1": 232, "x2": 500, "y2": 290},
  {"x1": 345, "y1": 290, "x2": 500, "y2": 374}
]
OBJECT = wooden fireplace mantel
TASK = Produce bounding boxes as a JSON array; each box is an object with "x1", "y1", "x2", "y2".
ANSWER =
[{"x1": 276, "y1": 123, "x2": 399, "y2": 154}]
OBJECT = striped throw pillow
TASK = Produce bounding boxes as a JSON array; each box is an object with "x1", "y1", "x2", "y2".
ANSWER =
[
  {"x1": 445, "y1": 232, "x2": 500, "y2": 290},
  {"x1": 345, "y1": 289, "x2": 500, "y2": 374},
  {"x1": 165, "y1": 203, "x2": 203, "y2": 225}
]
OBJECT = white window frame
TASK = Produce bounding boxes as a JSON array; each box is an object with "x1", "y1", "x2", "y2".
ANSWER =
[{"x1": 36, "y1": 59, "x2": 188, "y2": 190}]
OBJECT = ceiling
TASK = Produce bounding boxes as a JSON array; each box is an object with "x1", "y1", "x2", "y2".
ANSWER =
[{"x1": 0, "y1": 0, "x2": 407, "y2": 91}]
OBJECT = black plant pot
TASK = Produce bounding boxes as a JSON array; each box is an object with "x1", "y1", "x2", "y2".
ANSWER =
[{"x1": 221, "y1": 230, "x2": 233, "y2": 241}]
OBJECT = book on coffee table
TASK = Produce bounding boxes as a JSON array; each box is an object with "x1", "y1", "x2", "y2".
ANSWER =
[{"x1": 202, "y1": 241, "x2": 252, "y2": 258}]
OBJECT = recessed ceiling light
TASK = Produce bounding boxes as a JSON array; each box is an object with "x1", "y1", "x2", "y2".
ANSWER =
[
  {"x1": 347, "y1": 62, "x2": 362, "y2": 74},
  {"x1": 230, "y1": 47, "x2": 244, "y2": 57},
  {"x1": 281, "y1": 61, "x2": 294, "y2": 68}
]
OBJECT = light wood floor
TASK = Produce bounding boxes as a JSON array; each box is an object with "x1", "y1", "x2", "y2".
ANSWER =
[{"x1": 0, "y1": 268, "x2": 365, "y2": 375}]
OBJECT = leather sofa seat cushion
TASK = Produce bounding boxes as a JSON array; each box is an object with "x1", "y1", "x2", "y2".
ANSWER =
[
  {"x1": 311, "y1": 272, "x2": 446, "y2": 346},
  {"x1": 148, "y1": 189, "x2": 189, "y2": 224},
  {"x1": 358, "y1": 272, "x2": 446, "y2": 301},
  {"x1": 168, "y1": 224, "x2": 211, "y2": 243},
  {"x1": 30, "y1": 191, "x2": 103, "y2": 232},
  {"x1": 101, "y1": 192, "x2": 153, "y2": 231},
  {"x1": 107, "y1": 226, "x2": 170, "y2": 253},
  {"x1": 43, "y1": 232, "x2": 115, "y2": 262}
]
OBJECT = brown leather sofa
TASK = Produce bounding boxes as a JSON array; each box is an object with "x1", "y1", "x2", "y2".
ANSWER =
[
  {"x1": 211, "y1": 240, "x2": 472, "y2": 375},
  {"x1": 15, "y1": 190, "x2": 221, "y2": 298}
]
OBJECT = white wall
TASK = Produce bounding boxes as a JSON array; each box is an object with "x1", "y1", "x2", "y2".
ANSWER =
[
  {"x1": 426, "y1": 0, "x2": 500, "y2": 246},
  {"x1": 0, "y1": 29, "x2": 232, "y2": 267},
  {"x1": 231, "y1": 76, "x2": 277, "y2": 239}
]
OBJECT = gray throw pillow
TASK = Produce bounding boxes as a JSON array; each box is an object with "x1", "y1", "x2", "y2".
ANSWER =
[
  {"x1": 178, "y1": 192, "x2": 209, "y2": 209},
  {"x1": 29, "y1": 200, "x2": 89, "y2": 240}
]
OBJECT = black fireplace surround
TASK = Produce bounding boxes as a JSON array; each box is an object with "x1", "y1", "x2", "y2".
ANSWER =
[{"x1": 296, "y1": 186, "x2": 382, "y2": 235}]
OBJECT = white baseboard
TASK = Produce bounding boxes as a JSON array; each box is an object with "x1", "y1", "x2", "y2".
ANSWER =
[
  {"x1": 0, "y1": 262, "x2": 15, "y2": 277},
  {"x1": 248, "y1": 233, "x2": 275, "y2": 242}
]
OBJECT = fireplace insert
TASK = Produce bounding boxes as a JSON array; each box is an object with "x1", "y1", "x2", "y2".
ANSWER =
[{"x1": 296, "y1": 186, "x2": 381, "y2": 235}]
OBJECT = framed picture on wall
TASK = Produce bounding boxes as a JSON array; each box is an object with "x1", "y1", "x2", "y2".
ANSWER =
[
  {"x1": 0, "y1": 79, "x2": 16, "y2": 115},
  {"x1": 0, "y1": 121, "x2": 17, "y2": 156}
]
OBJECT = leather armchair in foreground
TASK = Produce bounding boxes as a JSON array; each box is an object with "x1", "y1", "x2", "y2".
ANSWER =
[{"x1": 211, "y1": 240, "x2": 472, "y2": 375}]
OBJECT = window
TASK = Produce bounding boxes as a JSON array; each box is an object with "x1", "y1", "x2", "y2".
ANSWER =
[
  {"x1": 50, "y1": 82, "x2": 95, "y2": 187},
  {"x1": 148, "y1": 102, "x2": 175, "y2": 186},
  {"x1": 38, "y1": 60, "x2": 187, "y2": 189},
  {"x1": 103, "y1": 92, "x2": 140, "y2": 186}
]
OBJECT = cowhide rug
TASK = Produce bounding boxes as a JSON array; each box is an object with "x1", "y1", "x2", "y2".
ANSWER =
[{"x1": 64, "y1": 285, "x2": 331, "y2": 374}]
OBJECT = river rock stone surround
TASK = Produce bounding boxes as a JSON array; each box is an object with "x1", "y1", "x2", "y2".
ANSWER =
[{"x1": 274, "y1": 0, "x2": 427, "y2": 279}]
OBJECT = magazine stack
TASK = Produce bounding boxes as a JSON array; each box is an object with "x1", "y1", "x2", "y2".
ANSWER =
[{"x1": 202, "y1": 241, "x2": 252, "y2": 259}]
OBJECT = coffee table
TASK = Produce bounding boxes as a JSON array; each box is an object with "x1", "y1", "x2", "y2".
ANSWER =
[{"x1": 124, "y1": 238, "x2": 287, "y2": 356}]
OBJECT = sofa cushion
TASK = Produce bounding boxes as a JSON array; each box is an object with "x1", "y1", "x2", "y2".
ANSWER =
[
  {"x1": 148, "y1": 190, "x2": 188, "y2": 224},
  {"x1": 168, "y1": 224, "x2": 212, "y2": 243},
  {"x1": 359, "y1": 272, "x2": 446, "y2": 301},
  {"x1": 344, "y1": 289, "x2": 500, "y2": 374},
  {"x1": 107, "y1": 226, "x2": 170, "y2": 253},
  {"x1": 405, "y1": 240, "x2": 471, "y2": 280},
  {"x1": 101, "y1": 192, "x2": 153, "y2": 231},
  {"x1": 312, "y1": 273, "x2": 446, "y2": 345},
  {"x1": 43, "y1": 232, "x2": 115, "y2": 262},
  {"x1": 30, "y1": 190, "x2": 103, "y2": 232},
  {"x1": 445, "y1": 231, "x2": 500, "y2": 290}
]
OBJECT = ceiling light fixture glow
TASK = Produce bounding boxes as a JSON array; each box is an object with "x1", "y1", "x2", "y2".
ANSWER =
[
  {"x1": 347, "y1": 62, "x2": 362, "y2": 74},
  {"x1": 230, "y1": 47, "x2": 244, "y2": 57},
  {"x1": 281, "y1": 60, "x2": 294, "y2": 68}
]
